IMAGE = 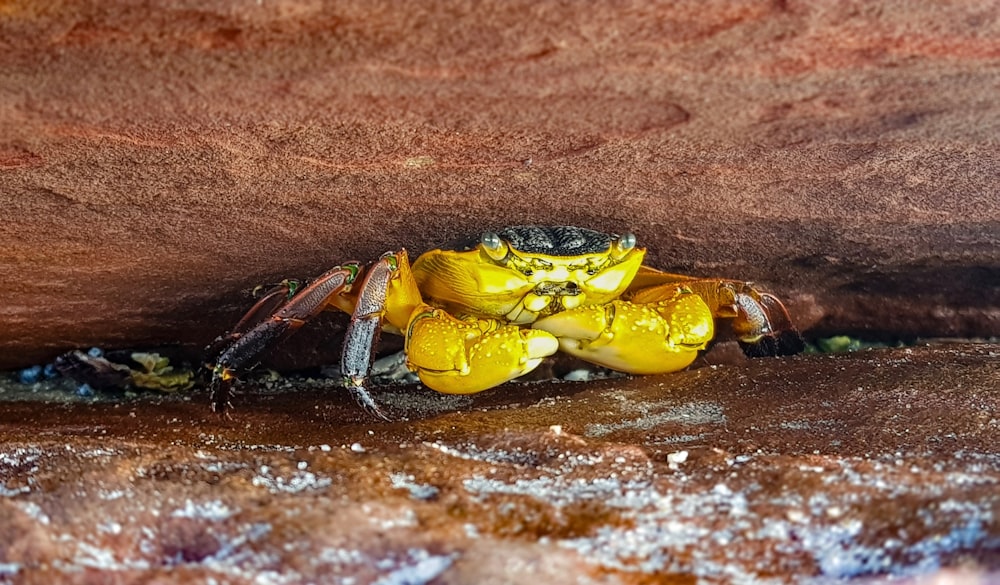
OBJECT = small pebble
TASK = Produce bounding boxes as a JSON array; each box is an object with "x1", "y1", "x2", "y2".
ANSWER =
[
  {"x1": 76, "y1": 383, "x2": 94, "y2": 397},
  {"x1": 19, "y1": 365, "x2": 43, "y2": 385},
  {"x1": 667, "y1": 450, "x2": 689, "y2": 464},
  {"x1": 350, "y1": 442, "x2": 366, "y2": 453},
  {"x1": 667, "y1": 450, "x2": 689, "y2": 470},
  {"x1": 786, "y1": 509, "x2": 807, "y2": 523}
]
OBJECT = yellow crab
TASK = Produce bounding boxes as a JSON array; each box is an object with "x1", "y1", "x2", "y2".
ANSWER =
[{"x1": 208, "y1": 226, "x2": 802, "y2": 419}]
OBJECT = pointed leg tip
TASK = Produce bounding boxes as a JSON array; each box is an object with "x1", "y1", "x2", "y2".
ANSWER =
[
  {"x1": 779, "y1": 330, "x2": 807, "y2": 355},
  {"x1": 209, "y1": 398, "x2": 234, "y2": 420},
  {"x1": 739, "y1": 330, "x2": 806, "y2": 358},
  {"x1": 209, "y1": 372, "x2": 239, "y2": 417},
  {"x1": 345, "y1": 378, "x2": 392, "y2": 421},
  {"x1": 367, "y1": 404, "x2": 393, "y2": 422}
]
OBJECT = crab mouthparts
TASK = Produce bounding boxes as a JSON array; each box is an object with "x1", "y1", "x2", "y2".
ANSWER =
[{"x1": 532, "y1": 281, "x2": 582, "y2": 297}]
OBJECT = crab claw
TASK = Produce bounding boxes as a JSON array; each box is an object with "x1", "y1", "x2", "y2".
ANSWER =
[
  {"x1": 405, "y1": 308, "x2": 559, "y2": 394},
  {"x1": 532, "y1": 292, "x2": 714, "y2": 375}
]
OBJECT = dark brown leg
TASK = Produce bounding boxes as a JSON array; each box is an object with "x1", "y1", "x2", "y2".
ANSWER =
[
  {"x1": 203, "y1": 280, "x2": 303, "y2": 362},
  {"x1": 209, "y1": 264, "x2": 360, "y2": 414}
]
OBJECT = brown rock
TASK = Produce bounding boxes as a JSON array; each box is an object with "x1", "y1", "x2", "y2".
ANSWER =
[
  {"x1": 2, "y1": 4, "x2": 999, "y2": 580},
  {"x1": 0, "y1": 343, "x2": 998, "y2": 582},
  {"x1": 1, "y1": 1, "x2": 999, "y2": 368}
]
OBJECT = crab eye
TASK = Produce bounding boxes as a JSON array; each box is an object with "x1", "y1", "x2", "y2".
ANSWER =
[
  {"x1": 611, "y1": 232, "x2": 635, "y2": 261},
  {"x1": 611, "y1": 232, "x2": 637, "y2": 260},
  {"x1": 481, "y1": 231, "x2": 502, "y2": 251},
  {"x1": 480, "y1": 231, "x2": 509, "y2": 261}
]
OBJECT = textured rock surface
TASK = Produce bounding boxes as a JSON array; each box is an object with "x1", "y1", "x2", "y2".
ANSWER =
[
  {"x1": 2, "y1": 0, "x2": 999, "y2": 368},
  {"x1": 2, "y1": 4, "x2": 998, "y2": 582},
  {"x1": 1, "y1": 344, "x2": 998, "y2": 583}
]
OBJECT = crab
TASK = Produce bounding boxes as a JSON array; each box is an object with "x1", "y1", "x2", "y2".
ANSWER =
[{"x1": 208, "y1": 225, "x2": 803, "y2": 419}]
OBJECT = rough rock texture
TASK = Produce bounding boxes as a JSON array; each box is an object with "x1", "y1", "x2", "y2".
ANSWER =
[
  {"x1": 1, "y1": 344, "x2": 998, "y2": 583},
  {"x1": 2, "y1": 4, "x2": 998, "y2": 583},
  {"x1": 1, "y1": 0, "x2": 999, "y2": 368}
]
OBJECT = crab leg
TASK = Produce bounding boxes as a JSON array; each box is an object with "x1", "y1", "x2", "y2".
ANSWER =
[
  {"x1": 339, "y1": 249, "x2": 433, "y2": 419},
  {"x1": 340, "y1": 253, "x2": 398, "y2": 421},
  {"x1": 204, "y1": 279, "x2": 303, "y2": 360},
  {"x1": 209, "y1": 264, "x2": 359, "y2": 414}
]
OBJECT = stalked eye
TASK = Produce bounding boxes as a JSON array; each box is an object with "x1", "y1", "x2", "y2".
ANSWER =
[
  {"x1": 481, "y1": 231, "x2": 502, "y2": 251},
  {"x1": 611, "y1": 232, "x2": 637, "y2": 259},
  {"x1": 480, "y1": 231, "x2": 509, "y2": 261}
]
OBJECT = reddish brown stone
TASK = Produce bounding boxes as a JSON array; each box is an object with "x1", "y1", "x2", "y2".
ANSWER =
[
  {"x1": 0, "y1": 344, "x2": 997, "y2": 582},
  {"x1": 2, "y1": 6, "x2": 998, "y2": 583},
  {"x1": 1, "y1": 1, "x2": 999, "y2": 368}
]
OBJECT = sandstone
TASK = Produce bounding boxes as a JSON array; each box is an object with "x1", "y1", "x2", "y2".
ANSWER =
[
  {"x1": 1, "y1": 1, "x2": 999, "y2": 368},
  {"x1": 1, "y1": 2, "x2": 998, "y2": 583},
  {"x1": 0, "y1": 343, "x2": 997, "y2": 582}
]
